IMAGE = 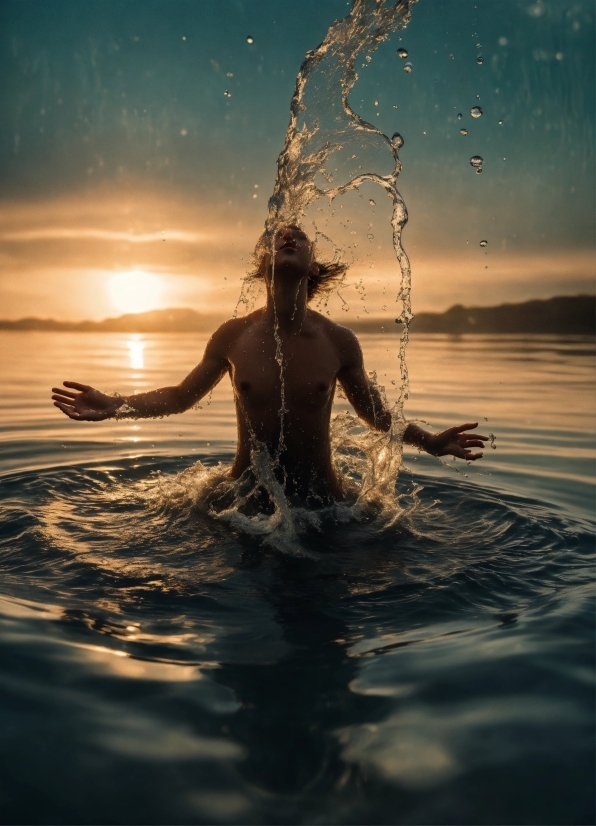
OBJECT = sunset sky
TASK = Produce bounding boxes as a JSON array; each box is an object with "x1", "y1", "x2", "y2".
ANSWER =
[{"x1": 0, "y1": 0, "x2": 593, "y2": 321}]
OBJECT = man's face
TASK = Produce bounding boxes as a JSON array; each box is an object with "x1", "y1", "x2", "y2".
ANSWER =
[{"x1": 273, "y1": 225, "x2": 315, "y2": 273}]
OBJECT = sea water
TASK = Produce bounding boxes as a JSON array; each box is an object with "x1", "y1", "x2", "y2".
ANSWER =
[{"x1": 0, "y1": 330, "x2": 594, "y2": 824}]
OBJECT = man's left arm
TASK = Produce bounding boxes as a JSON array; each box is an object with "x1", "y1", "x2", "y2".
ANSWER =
[{"x1": 335, "y1": 328, "x2": 488, "y2": 461}]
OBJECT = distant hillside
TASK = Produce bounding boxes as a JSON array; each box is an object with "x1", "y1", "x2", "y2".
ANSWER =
[
  {"x1": 352, "y1": 295, "x2": 595, "y2": 336},
  {"x1": 0, "y1": 308, "x2": 225, "y2": 333},
  {"x1": 0, "y1": 295, "x2": 593, "y2": 335}
]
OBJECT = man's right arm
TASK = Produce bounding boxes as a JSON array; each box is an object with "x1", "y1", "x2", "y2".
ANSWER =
[{"x1": 51, "y1": 320, "x2": 238, "y2": 421}]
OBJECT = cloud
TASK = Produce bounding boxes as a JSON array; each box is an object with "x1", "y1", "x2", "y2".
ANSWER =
[{"x1": 0, "y1": 228, "x2": 208, "y2": 244}]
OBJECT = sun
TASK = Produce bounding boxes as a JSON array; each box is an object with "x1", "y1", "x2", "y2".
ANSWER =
[{"x1": 109, "y1": 270, "x2": 163, "y2": 315}]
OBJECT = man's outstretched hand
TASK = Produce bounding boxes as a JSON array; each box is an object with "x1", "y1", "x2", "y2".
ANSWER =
[
  {"x1": 51, "y1": 381, "x2": 120, "y2": 421},
  {"x1": 427, "y1": 422, "x2": 489, "y2": 461}
]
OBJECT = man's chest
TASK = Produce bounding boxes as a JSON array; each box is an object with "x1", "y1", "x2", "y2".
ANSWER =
[{"x1": 229, "y1": 333, "x2": 340, "y2": 410}]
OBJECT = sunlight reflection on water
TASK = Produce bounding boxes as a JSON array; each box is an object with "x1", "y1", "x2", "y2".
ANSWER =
[{"x1": 126, "y1": 335, "x2": 145, "y2": 369}]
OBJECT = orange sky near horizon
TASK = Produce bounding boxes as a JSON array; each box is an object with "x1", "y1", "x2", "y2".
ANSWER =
[{"x1": 0, "y1": 182, "x2": 593, "y2": 323}]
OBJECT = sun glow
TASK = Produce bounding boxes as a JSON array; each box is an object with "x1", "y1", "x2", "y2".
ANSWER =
[{"x1": 109, "y1": 270, "x2": 163, "y2": 315}]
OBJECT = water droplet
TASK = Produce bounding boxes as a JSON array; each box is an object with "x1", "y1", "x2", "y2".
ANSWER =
[
  {"x1": 470, "y1": 155, "x2": 484, "y2": 168},
  {"x1": 246, "y1": 36, "x2": 254, "y2": 44},
  {"x1": 475, "y1": 167, "x2": 483, "y2": 174},
  {"x1": 476, "y1": 43, "x2": 482, "y2": 49},
  {"x1": 391, "y1": 132, "x2": 404, "y2": 148},
  {"x1": 374, "y1": 100, "x2": 379, "y2": 107},
  {"x1": 471, "y1": 106, "x2": 483, "y2": 118},
  {"x1": 498, "y1": 120, "x2": 503, "y2": 125},
  {"x1": 457, "y1": 113, "x2": 463, "y2": 120},
  {"x1": 367, "y1": 233, "x2": 374, "y2": 240},
  {"x1": 403, "y1": 62, "x2": 412, "y2": 73},
  {"x1": 180, "y1": 128, "x2": 188, "y2": 136},
  {"x1": 397, "y1": 48, "x2": 408, "y2": 58},
  {"x1": 460, "y1": 128, "x2": 468, "y2": 135},
  {"x1": 182, "y1": 36, "x2": 187, "y2": 41},
  {"x1": 369, "y1": 199, "x2": 376, "y2": 206},
  {"x1": 479, "y1": 239, "x2": 488, "y2": 247},
  {"x1": 365, "y1": 55, "x2": 372, "y2": 63},
  {"x1": 476, "y1": 56, "x2": 484, "y2": 64},
  {"x1": 224, "y1": 89, "x2": 232, "y2": 97}
]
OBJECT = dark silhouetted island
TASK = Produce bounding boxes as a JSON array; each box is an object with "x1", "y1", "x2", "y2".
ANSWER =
[
  {"x1": 352, "y1": 294, "x2": 595, "y2": 335},
  {"x1": 0, "y1": 295, "x2": 593, "y2": 336},
  {"x1": 0, "y1": 308, "x2": 226, "y2": 333}
]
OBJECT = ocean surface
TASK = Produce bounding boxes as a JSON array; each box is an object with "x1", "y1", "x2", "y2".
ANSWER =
[{"x1": 0, "y1": 330, "x2": 594, "y2": 825}]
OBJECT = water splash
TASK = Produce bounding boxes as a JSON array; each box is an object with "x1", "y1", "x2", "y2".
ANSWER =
[
  {"x1": 231, "y1": 0, "x2": 419, "y2": 542},
  {"x1": 263, "y1": 0, "x2": 416, "y2": 401},
  {"x1": 139, "y1": 1, "x2": 421, "y2": 551}
]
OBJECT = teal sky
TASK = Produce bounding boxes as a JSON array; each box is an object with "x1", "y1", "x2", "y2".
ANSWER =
[{"x1": 0, "y1": 0, "x2": 593, "y2": 319}]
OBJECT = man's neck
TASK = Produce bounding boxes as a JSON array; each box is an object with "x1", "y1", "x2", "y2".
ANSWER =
[{"x1": 265, "y1": 274, "x2": 309, "y2": 334}]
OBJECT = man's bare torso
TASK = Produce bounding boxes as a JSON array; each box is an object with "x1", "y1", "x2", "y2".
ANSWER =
[{"x1": 222, "y1": 308, "x2": 351, "y2": 499}]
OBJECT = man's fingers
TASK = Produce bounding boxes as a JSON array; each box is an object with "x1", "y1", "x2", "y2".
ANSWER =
[
  {"x1": 454, "y1": 422, "x2": 479, "y2": 433},
  {"x1": 52, "y1": 387, "x2": 78, "y2": 398},
  {"x1": 462, "y1": 438, "x2": 487, "y2": 448},
  {"x1": 464, "y1": 451, "x2": 483, "y2": 461},
  {"x1": 51, "y1": 393, "x2": 77, "y2": 405},
  {"x1": 54, "y1": 401, "x2": 82, "y2": 420},
  {"x1": 63, "y1": 381, "x2": 91, "y2": 392}
]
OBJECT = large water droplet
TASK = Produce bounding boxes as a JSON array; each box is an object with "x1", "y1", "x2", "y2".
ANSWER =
[
  {"x1": 476, "y1": 56, "x2": 484, "y2": 65},
  {"x1": 460, "y1": 128, "x2": 468, "y2": 136},
  {"x1": 246, "y1": 36, "x2": 254, "y2": 44},
  {"x1": 224, "y1": 89, "x2": 232, "y2": 97},
  {"x1": 475, "y1": 167, "x2": 483, "y2": 174},
  {"x1": 397, "y1": 48, "x2": 408, "y2": 58},
  {"x1": 367, "y1": 233, "x2": 374, "y2": 240},
  {"x1": 471, "y1": 106, "x2": 483, "y2": 118},
  {"x1": 369, "y1": 199, "x2": 376, "y2": 206},
  {"x1": 403, "y1": 62, "x2": 412, "y2": 73},
  {"x1": 498, "y1": 120, "x2": 503, "y2": 125},
  {"x1": 479, "y1": 239, "x2": 488, "y2": 247},
  {"x1": 374, "y1": 100, "x2": 379, "y2": 107},
  {"x1": 470, "y1": 155, "x2": 484, "y2": 168},
  {"x1": 391, "y1": 132, "x2": 404, "y2": 148},
  {"x1": 457, "y1": 113, "x2": 463, "y2": 120}
]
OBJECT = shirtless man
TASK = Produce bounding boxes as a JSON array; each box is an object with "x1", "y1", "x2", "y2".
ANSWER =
[{"x1": 52, "y1": 225, "x2": 487, "y2": 502}]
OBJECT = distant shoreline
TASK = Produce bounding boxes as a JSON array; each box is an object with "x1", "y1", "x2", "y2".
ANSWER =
[{"x1": 0, "y1": 295, "x2": 594, "y2": 336}]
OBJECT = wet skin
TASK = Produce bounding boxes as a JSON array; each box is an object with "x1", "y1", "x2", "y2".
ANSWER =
[{"x1": 52, "y1": 226, "x2": 488, "y2": 501}]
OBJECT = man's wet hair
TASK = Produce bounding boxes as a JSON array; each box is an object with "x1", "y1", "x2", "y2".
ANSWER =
[{"x1": 248, "y1": 227, "x2": 348, "y2": 302}]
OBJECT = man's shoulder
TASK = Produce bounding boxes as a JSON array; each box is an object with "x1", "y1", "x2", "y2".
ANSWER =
[
  {"x1": 206, "y1": 310, "x2": 262, "y2": 354},
  {"x1": 308, "y1": 310, "x2": 360, "y2": 346},
  {"x1": 212, "y1": 310, "x2": 262, "y2": 337}
]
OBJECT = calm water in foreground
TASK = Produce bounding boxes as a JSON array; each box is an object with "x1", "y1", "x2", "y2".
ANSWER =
[{"x1": 0, "y1": 331, "x2": 594, "y2": 825}]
